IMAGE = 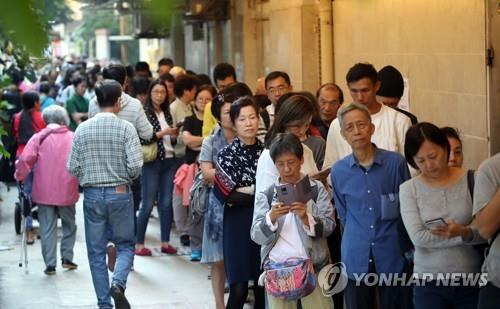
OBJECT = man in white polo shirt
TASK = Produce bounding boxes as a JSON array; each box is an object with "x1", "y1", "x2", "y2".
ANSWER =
[{"x1": 323, "y1": 63, "x2": 411, "y2": 170}]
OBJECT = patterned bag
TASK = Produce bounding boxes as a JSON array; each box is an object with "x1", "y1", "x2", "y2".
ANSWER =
[{"x1": 263, "y1": 258, "x2": 316, "y2": 300}]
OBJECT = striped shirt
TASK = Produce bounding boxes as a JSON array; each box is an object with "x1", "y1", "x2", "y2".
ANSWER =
[{"x1": 67, "y1": 113, "x2": 143, "y2": 187}]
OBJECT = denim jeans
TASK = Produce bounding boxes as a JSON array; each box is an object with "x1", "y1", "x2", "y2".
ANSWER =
[
  {"x1": 478, "y1": 282, "x2": 500, "y2": 309},
  {"x1": 83, "y1": 186, "x2": 135, "y2": 309},
  {"x1": 414, "y1": 280, "x2": 478, "y2": 309},
  {"x1": 38, "y1": 205, "x2": 76, "y2": 267},
  {"x1": 136, "y1": 158, "x2": 176, "y2": 244}
]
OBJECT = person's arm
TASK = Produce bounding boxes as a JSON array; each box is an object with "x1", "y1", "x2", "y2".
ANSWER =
[
  {"x1": 125, "y1": 126, "x2": 143, "y2": 179},
  {"x1": 399, "y1": 182, "x2": 463, "y2": 248},
  {"x1": 66, "y1": 133, "x2": 81, "y2": 179},
  {"x1": 322, "y1": 119, "x2": 341, "y2": 170},
  {"x1": 200, "y1": 161, "x2": 215, "y2": 184},
  {"x1": 72, "y1": 112, "x2": 88, "y2": 125},
  {"x1": 474, "y1": 190, "x2": 500, "y2": 239},
  {"x1": 15, "y1": 132, "x2": 41, "y2": 181},
  {"x1": 396, "y1": 113, "x2": 412, "y2": 156},
  {"x1": 250, "y1": 188, "x2": 281, "y2": 246},
  {"x1": 309, "y1": 181, "x2": 336, "y2": 238},
  {"x1": 136, "y1": 108, "x2": 154, "y2": 140},
  {"x1": 182, "y1": 130, "x2": 203, "y2": 151},
  {"x1": 472, "y1": 165, "x2": 500, "y2": 240},
  {"x1": 331, "y1": 169, "x2": 346, "y2": 226}
]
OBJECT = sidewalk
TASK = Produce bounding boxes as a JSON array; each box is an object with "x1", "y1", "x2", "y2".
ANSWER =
[{"x1": 0, "y1": 182, "x2": 224, "y2": 308}]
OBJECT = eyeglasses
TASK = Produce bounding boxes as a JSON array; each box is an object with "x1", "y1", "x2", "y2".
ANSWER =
[
  {"x1": 151, "y1": 90, "x2": 167, "y2": 96},
  {"x1": 267, "y1": 85, "x2": 289, "y2": 96}
]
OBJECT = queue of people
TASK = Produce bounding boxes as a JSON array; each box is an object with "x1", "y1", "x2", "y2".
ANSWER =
[{"x1": 4, "y1": 56, "x2": 500, "y2": 309}]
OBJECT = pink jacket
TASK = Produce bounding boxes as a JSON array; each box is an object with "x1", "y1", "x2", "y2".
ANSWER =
[
  {"x1": 15, "y1": 125, "x2": 80, "y2": 206},
  {"x1": 174, "y1": 163, "x2": 198, "y2": 206}
]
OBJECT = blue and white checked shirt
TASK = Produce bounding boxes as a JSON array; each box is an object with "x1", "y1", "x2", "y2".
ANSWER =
[
  {"x1": 67, "y1": 113, "x2": 143, "y2": 187},
  {"x1": 330, "y1": 146, "x2": 412, "y2": 279}
]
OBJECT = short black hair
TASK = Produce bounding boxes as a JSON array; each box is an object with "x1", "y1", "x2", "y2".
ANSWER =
[
  {"x1": 133, "y1": 77, "x2": 151, "y2": 96},
  {"x1": 229, "y1": 96, "x2": 259, "y2": 124},
  {"x1": 265, "y1": 71, "x2": 291, "y2": 89},
  {"x1": 159, "y1": 73, "x2": 175, "y2": 83},
  {"x1": 103, "y1": 65, "x2": 127, "y2": 86},
  {"x1": 211, "y1": 82, "x2": 252, "y2": 121},
  {"x1": 269, "y1": 133, "x2": 304, "y2": 162},
  {"x1": 135, "y1": 61, "x2": 151, "y2": 73},
  {"x1": 173, "y1": 74, "x2": 200, "y2": 98},
  {"x1": 72, "y1": 76, "x2": 87, "y2": 88},
  {"x1": 197, "y1": 73, "x2": 213, "y2": 87},
  {"x1": 346, "y1": 63, "x2": 378, "y2": 85},
  {"x1": 441, "y1": 126, "x2": 462, "y2": 144},
  {"x1": 213, "y1": 62, "x2": 236, "y2": 83},
  {"x1": 316, "y1": 82, "x2": 344, "y2": 104},
  {"x1": 95, "y1": 80, "x2": 122, "y2": 108},
  {"x1": 158, "y1": 57, "x2": 174, "y2": 67},
  {"x1": 39, "y1": 81, "x2": 51, "y2": 94},
  {"x1": 404, "y1": 122, "x2": 450, "y2": 169},
  {"x1": 254, "y1": 94, "x2": 271, "y2": 110}
]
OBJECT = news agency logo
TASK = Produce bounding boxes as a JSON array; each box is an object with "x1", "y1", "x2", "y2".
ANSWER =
[
  {"x1": 318, "y1": 263, "x2": 488, "y2": 295},
  {"x1": 317, "y1": 262, "x2": 349, "y2": 296}
]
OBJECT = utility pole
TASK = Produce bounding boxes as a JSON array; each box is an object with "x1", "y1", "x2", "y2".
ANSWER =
[{"x1": 119, "y1": 15, "x2": 127, "y2": 63}]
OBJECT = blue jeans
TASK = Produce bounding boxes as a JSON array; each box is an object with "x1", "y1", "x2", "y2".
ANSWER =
[
  {"x1": 136, "y1": 158, "x2": 176, "y2": 244},
  {"x1": 478, "y1": 282, "x2": 500, "y2": 309},
  {"x1": 414, "y1": 280, "x2": 478, "y2": 309},
  {"x1": 83, "y1": 186, "x2": 135, "y2": 309}
]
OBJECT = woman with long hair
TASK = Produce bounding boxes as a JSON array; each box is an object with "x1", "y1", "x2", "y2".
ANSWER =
[
  {"x1": 255, "y1": 93, "x2": 320, "y2": 195},
  {"x1": 135, "y1": 79, "x2": 179, "y2": 256},
  {"x1": 12, "y1": 91, "x2": 46, "y2": 244}
]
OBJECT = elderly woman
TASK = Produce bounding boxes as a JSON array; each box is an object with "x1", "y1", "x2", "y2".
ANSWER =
[
  {"x1": 400, "y1": 122, "x2": 484, "y2": 309},
  {"x1": 15, "y1": 105, "x2": 80, "y2": 275}
]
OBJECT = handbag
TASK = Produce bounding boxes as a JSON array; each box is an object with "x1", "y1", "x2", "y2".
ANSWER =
[
  {"x1": 263, "y1": 257, "x2": 316, "y2": 300},
  {"x1": 142, "y1": 142, "x2": 158, "y2": 163}
]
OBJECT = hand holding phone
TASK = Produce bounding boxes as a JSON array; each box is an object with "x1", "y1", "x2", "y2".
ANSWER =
[{"x1": 425, "y1": 218, "x2": 448, "y2": 229}]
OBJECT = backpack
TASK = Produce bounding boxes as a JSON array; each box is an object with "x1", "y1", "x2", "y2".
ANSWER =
[
  {"x1": 468, "y1": 169, "x2": 499, "y2": 263},
  {"x1": 189, "y1": 171, "x2": 209, "y2": 217}
]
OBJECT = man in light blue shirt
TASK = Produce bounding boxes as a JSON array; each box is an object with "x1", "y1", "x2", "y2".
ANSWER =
[{"x1": 330, "y1": 102, "x2": 412, "y2": 309}]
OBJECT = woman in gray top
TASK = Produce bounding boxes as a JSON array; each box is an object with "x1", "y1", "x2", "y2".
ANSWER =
[{"x1": 400, "y1": 122, "x2": 484, "y2": 309}]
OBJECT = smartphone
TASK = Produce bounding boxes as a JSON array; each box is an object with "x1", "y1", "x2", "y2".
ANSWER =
[
  {"x1": 425, "y1": 218, "x2": 448, "y2": 229},
  {"x1": 175, "y1": 121, "x2": 184, "y2": 128}
]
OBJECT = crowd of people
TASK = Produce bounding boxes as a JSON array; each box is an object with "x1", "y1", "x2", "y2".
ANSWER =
[{"x1": 1, "y1": 56, "x2": 500, "y2": 309}]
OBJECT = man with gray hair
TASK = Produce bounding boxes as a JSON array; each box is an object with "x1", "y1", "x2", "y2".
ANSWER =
[
  {"x1": 330, "y1": 102, "x2": 413, "y2": 309},
  {"x1": 15, "y1": 105, "x2": 80, "y2": 275}
]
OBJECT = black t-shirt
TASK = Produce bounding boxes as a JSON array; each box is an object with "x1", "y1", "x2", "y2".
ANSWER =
[{"x1": 183, "y1": 114, "x2": 203, "y2": 164}]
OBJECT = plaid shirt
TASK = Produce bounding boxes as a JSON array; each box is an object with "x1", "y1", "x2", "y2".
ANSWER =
[{"x1": 67, "y1": 113, "x2": 143, "y2": 187}]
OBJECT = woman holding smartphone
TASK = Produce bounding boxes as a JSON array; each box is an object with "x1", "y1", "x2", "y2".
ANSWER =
[{"x1": 399, "y1": 122, "x2": 484, "y2": 309}]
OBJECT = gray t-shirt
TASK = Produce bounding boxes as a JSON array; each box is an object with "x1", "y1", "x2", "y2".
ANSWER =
[
  {"x1": 400, "y1": 174, "x2": 482, "y2": 275},
  {"x1": 473, "y1": 153, "x2": 500, "y2": 287}
]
